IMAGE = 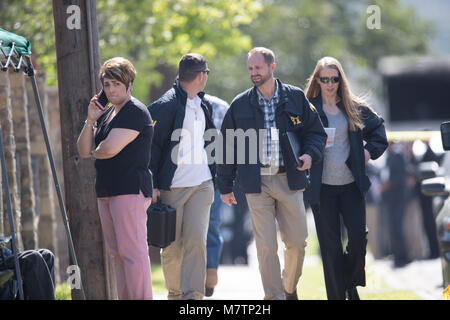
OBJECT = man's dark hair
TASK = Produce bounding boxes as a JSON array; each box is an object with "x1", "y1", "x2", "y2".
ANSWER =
[{"x1": 178, "y1": 53, "x2": 208, "y2": 82}]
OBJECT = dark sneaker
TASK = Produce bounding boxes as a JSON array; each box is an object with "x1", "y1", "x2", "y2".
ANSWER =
[
  {"x1": 285, "y1": 290, "x2": 298, "y2": 300},
  {"x1": 345, "y1": 287, "x2": 360, "y2": 300},
  {"x1": 205, "y1": 287, "x2": 214, "y2": 297},
  {"x1": 205, "y1": 268, "x2": 218, "y2": 297}
]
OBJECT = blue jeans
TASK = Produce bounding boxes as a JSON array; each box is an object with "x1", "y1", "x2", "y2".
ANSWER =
[{"x1": 206, "y1": 190, "x2": 224, "y2": 269}]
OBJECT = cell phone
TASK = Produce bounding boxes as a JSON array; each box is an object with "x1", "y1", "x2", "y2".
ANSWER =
[
  {"x1": 441, "y1": 121, "x2": 450, "y2": 151},
  {"x1": 94, "y1": 89, "x2": 108, "y2": 111}
]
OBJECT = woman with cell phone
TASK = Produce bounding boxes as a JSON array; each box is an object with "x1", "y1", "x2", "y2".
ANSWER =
[
  {"x1": 303, "y1": 57, "x2": 388, "y2": 300},
  {"x1": 76, "y1": 57, "x2": 154, "y2": 300}
]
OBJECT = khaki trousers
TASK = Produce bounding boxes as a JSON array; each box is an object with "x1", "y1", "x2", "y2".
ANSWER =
[
  {"x1": 245, "y1": 173, "x2": 308, "y2": 300},
  {"x1": 160, "y1": 179, "x2": 214, "y2": 300}
]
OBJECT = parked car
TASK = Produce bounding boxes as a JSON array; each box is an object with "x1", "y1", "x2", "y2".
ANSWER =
[{"x1": 421, "y1": 121, "x2": 450, "y2": 288}]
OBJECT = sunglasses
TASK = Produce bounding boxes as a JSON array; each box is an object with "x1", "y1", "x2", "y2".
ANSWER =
[
  {"x1": 198, "y1": 68, "x2": 210, "y2": 75},
  {"x1": 319, "y1": 76, "x2": 340, "y2": 84}
]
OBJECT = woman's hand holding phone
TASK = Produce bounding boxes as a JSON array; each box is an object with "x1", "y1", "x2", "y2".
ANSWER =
[
  {"x1": 87, "y1": 92, "x2": 108, "y2": 123},
  {"x1": 94, "y1": 90, "x2": 109, "y2": 111}
]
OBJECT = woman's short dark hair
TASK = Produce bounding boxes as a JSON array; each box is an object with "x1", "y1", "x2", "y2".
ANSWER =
[
  {"x1": 178, "y1": 53, "x2": 208, "y2": 82},
  {"x1": 99, "y1": 57, "x2": 136, "y2": 89}
]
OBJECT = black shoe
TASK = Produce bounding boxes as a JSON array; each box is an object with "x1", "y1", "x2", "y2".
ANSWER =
[
  {"x1": 394, "y1": 259, "x2": 411, "y2": 268},
  {"x1": 285, "y1": 290, "x2": 298, "y2": 300},
  {"x1": 205, "y1": 287, "x2": 214, "y2": 297},
  {"x1": 345, "y1": 287, "x2": 360, "y2": 300},
  {"x1": 427, "y1": 252, "x2": 440, "y2": 260}
]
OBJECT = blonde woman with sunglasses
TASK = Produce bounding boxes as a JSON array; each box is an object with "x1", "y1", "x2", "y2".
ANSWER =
[{"x1": 304, "y1": 57, "x2": 388, "y2": 300}]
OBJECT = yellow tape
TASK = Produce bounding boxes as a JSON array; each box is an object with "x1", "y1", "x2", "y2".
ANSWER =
[
  {"x1": 386, "y1": 131, "x2": 440, "y2": 142},
  {"x1": 443, "y1": 285, "x2": 450, "y2": 300}
]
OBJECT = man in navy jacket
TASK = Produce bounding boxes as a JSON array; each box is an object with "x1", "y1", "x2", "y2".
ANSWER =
[
  {"x1": 148, "y1": 53, "x2": 216, "y2": 300},
  {"x1": 217, "y1": 47, "x2": 326, "y2": 300}
]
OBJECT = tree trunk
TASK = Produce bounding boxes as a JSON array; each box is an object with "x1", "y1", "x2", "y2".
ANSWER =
[
  {"x1": 149, "y1": 62, "x2": 177, "y2": 103},
  {"x1": 9, "y1": 70, "x2": 37, "y2": 250},
  {"x1": 52, "y1": 0, "x2": 116, "y2": 299},
  {"x1": 0, "y1": 72, "x2": 22, "y2": 250}
]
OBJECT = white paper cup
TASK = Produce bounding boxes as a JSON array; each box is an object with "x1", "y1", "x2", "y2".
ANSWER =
[{"x1": 324, "y1": 127, "x2": 336, "y2": 147}]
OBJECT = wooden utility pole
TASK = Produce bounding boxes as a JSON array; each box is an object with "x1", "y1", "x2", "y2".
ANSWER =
[{"x1": 52, "y1": 0, "x2": 116, "y2": 299}]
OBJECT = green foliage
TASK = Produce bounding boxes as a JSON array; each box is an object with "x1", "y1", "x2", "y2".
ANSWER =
[
  {"x1": 0, "y1": 0, "x2": 56, "y2": 85},
  {"x1": 0, "y1": 1, "x2": 433, "y2": 109},
  {"x1": 55, "y1": 283, "x2": 72, "y2": 300},
  {"x1": 96, "y1": 0, "x2": 262, "y2": 102},
  {"x1": 0, "y1": 0, "x2": 262, "y2": 102},
  {"x1": 349, "y1": 0, "x2": 433, "y2": 67},
  {"x1": 151, "y1": 263, "x2": 167, "y2": 295},
  {"x1": 206, "y1": 0, "x2": 433, "y2": 103}
]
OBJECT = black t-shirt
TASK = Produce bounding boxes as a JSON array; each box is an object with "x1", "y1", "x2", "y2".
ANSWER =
[{"x1": 94, "y1": 97, "x2": 153, "y2": 198}]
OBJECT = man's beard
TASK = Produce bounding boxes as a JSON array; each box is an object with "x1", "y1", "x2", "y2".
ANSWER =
[{"x1": 251, "y1": 72, "x2": 272, "y2": 87}]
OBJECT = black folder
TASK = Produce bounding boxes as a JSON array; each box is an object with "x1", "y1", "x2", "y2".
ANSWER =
[
  {"x1": 147, "y1": 198, "x2": 176, "y2": 248},
  {"x1": 441, "y1": 121, "x2": 450, "y2": 150},
  {"x1": 282, "y1": 131, "x2": 303, "y2": 168}
]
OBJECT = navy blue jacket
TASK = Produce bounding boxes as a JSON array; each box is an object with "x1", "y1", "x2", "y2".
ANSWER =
[
  {"x1": 148, "y1": 81, "x2": 216, "y2": 190},
  {"x1": 304, "y1": 94, "x2": 388, "y2": 205},
  {"x1": 217, "y1": 79, "x2": 327, "y2": 194}
]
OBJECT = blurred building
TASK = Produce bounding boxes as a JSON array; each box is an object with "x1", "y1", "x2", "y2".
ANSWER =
[{"x1": 378, "y1": 56, "x2": 450, "y2": 131}]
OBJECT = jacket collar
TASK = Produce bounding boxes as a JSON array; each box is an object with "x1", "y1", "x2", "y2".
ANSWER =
[
  {"x1": 172, "y1": 80, "x2": 213, "y2": 127},
  {"x1": 310, "y1": 94, "x2": 351, "y2": 129},
  {"x1": 255, "y1": 79, "x2": 280, "y2": 104},
  {"x1": 310, "y1": 93, "x2": 345, "y2": 114},
  {"x1": 173, "y1": 79, "x2": 206, "y2": 106},
  {"x1": 310, "y1": 94, "x2": 324, "y2": 116},
  {"x1": 250, "y1": 78, "x2": 289, "y2": 109}
]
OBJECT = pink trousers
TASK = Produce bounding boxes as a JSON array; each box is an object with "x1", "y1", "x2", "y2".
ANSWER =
[{"x1": 97, "y1": 192, "x2": 153, "y2": 300}]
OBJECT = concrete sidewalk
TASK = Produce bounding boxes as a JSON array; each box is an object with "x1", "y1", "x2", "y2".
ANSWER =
[
  {"x1": 154, "y1": 214, "x2": 307, "y2": 300},
  {"x1": 153, "y1": 236, "x2": 268, "y2": 300},
  {"x1": 209, "y1": 212, "x2": 445, "y2": 300},
  {"x1": 206, "y1": 211, "x2": 320, "y2": 300},
  {"x1": 204, "y1": 240, "x2": 323, "y2": 300},
  {"x1": 204, "y1": 245, "x2": 263, "y2": 300},
  {"x1": 155, "y1": 211, "x2": 445, "y2": 300},
  {"x1": 367, "y1": 254, "x2": 443, "y2": 300}
]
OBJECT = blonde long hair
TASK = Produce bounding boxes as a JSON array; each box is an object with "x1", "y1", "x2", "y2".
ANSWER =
[{"x1": 305, "y1": 57, "x2": 368, "y2": 131}]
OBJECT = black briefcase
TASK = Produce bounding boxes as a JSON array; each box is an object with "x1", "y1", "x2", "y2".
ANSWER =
[{"x1": 146, "y1": 198, "x2": 176, "y2": 248}]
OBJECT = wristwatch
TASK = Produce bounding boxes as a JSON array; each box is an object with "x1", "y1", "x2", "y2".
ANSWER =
[{"x1": 84, "y1": 120, "x2": 97, "y2": 129}]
